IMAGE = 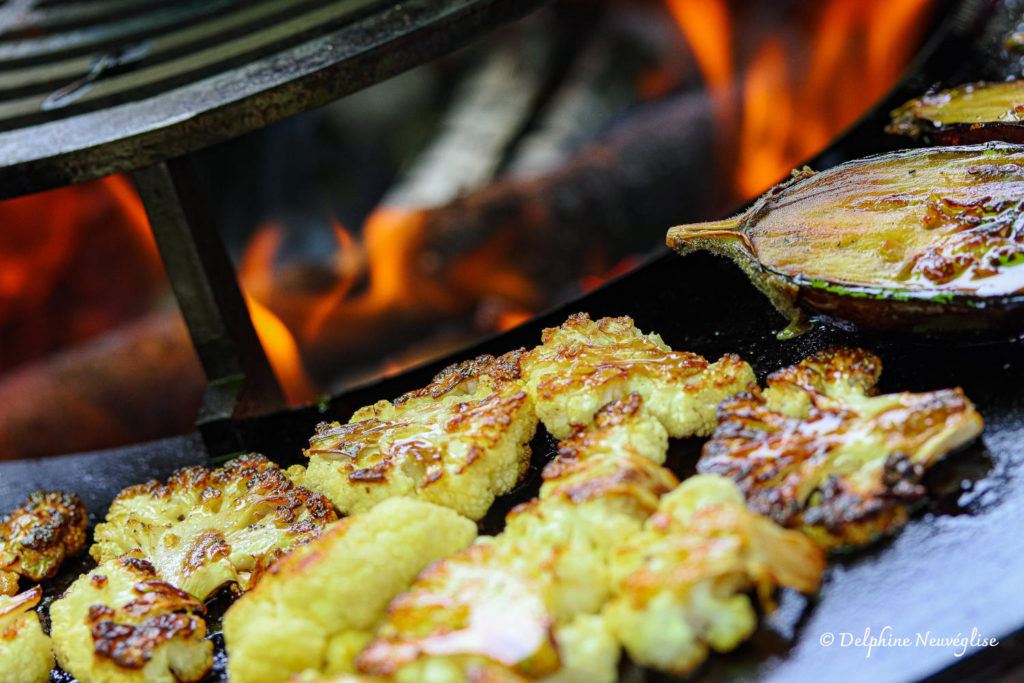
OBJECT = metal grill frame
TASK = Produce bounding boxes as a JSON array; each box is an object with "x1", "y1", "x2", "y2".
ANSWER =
[{"x1": 0, "y1": 0, "x2": 547, "y2": 454}]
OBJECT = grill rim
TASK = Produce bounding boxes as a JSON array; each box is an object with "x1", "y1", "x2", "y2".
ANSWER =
[{"x1": 0, "y1": 0, "x2": 548, "y2": 200}]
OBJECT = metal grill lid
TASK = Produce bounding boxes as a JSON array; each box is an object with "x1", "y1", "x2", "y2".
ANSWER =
[{"x1": 0, "y1": 0, "x2": 543, "y2": 198}]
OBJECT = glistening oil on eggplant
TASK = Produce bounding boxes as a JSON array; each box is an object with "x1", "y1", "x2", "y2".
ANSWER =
[
  {"x1": 667, "y1": 144, "x2": 1024, "y2": 339},
  {"x1": 887, "y1": 80, "x2": 1024, "y2": 145}
]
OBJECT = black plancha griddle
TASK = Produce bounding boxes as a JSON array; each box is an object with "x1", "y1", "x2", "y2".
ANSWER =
[
  {"x1": 2, "y1": 1, "x2": 1023, "y2": 681},
  {"x1": 3, "y1": 249, "x2": 1022, "y2": 683}
]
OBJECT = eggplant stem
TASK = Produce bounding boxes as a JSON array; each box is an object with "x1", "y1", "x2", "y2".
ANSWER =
[{"x1": 667, "y1": 216, "x2": 751, "y2": 252}]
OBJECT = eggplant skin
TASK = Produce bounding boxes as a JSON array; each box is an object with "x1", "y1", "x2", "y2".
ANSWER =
[
  {"x1": 697, "y1": 348, "x2": 984, "y2": 551},
  {"x1": 668, "y1": 144, "x2": 1024, "y2": 338},
  {"x1": 887, "y1": 80, "x2": 1024, "y2": 145}
]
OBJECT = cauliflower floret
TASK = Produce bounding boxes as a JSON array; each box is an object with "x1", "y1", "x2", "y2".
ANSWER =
[
  {"x1": 50, "y1": 553, "x2": 213, "y2": 683},
  {"x1": 520, "y1": 313, "x2": 755, "y2": 439},
  {"x1": 358, "y1": 396, "x2": 674, "y2": 682},
  {"x1": 502, "y1": 395, "x2": 678, "y2": 619},
  {"x1": 91, "y1": 454, "x2": 337, "y2": 600},
  {"x1": 356, "y1": 540, "x2": 563, "y2": 680},
  {"x1": 1, "y1": 490, "x2": 87, "y2": 594},
  {"x1": 223, "y1": 498, "x2": 476, "y2": 683},
  {"x1": 288, "y1": 674, "x2": 384, "y2": 683},
  {"x1": 698, "y1": 347, "x2": 985, "y2": 548},
  {"x1": 544, "y1": 614, "x2": 618, "y2": 683},
  {"x1": 0, "y1": 587, "x2": 53, "y2": 683},
  {"x1": 301, "y1": 351, "x2": 537, "y2": 520},
  {"x1": 604, "y1": 475, "x2": 825, "y2": 675}
]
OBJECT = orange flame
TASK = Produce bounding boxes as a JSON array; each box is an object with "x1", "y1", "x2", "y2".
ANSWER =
[
  {"x1": 668, "y1": 0, "x2": 934, "y2": 199},
  {"x1": 237, "y1": 224, "x2": 319, "y2": 405},
  {"x1": 245, "y1": 293, "x2": 318, "y2": 405},
  {"x1": 236, "y1": 0, "x2": 934, "y2": 393}
]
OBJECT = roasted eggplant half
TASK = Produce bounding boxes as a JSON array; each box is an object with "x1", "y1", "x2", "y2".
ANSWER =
[
  {"x1": 888, "y1": 80, "x2": 1024, "y2": 144},
  {"x1": 667, "y1": 144, "x2": 1024, "y2": 338}
]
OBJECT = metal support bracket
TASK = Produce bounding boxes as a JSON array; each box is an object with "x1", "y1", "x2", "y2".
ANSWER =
[{"x1": 132, "y1": 157, "x2": 285, "y2": 456}]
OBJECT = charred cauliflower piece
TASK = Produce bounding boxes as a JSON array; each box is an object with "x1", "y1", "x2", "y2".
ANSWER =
[
  {"x1": 50, "y1": 553, "x2": 213, "y2": 683},
  {"x1": 520, "y1": 313, "x2": 755, "y2": 439},
  {"x1": 604, "y1": 475, "x2": 825, "y2": 676},
  {"x1": 358, "y1": 395, "x2": 676, "y2": 683},
  {"x1": 358, "y1": 542, "x2": 621, "y2": 683},
  {"x1": 1, "y1": 490, "x2": 87, "y2": 594},
  {"x1": 357, "y1": 540, "x2": 564, "y2": 680},
  {"x1": 502, "y1": 394, "x2": 678, "y2": 620},
  {"x1": 92, "y1": 454, "x2": 337, "y2": 601},
  {"x1": 300, "y1": 351, "x2": 537, "y2": 520},
  {"x1": 223, "y1": 498, "x2": 476, "y2": 683},
  {"x1": 0, "y1": 587, "x2": 53, "y2": 683},
  {"x1": 698, "y1": 347, "x2": 984, "y2": 549}
]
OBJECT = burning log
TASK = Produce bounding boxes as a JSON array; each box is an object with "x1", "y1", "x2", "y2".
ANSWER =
[
  {"x1": 419, "y1": 90, "x2": 716, "y2": 291},
  {"x1": 271, "y1": 90, "x2": 715, "y2": 383},
  {"x1": 0, "y1": 311, "x2": 203, "y2": 461}
]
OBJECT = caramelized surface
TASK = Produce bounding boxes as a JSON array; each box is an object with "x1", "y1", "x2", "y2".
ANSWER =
[
  {"x1": 751, "y1": 148, "x2": 1024, "y2": 293},
  {"x1": 92, "y1": 454, "x2": 337, "y2": 601},
  {"x1": 698, "y1": 348, "x2": 984, "y2": 549},
  {"x1": 668, "y1": 145, "x2": 1024, "y2": 301},
  {"x1": 0, "y1": 587, "x2": 52, "y2": 683},
  {"x1": 50, "y1": 553, "x2": 212, "y2": 683},
  {"x1": 1, "y1": 490, "x2": 87, "y2": 592},
  {"x1": 223, "y1": 498, "x2": 475, "y2": 683},
  {"x1": 358, "y1": 395, "x2": 674, "y2": 682},
  {"x1": 605, "y1": 475, "x2": 825, "y2": 676},
  {"x1": 301, "y1": 350, "x2": 536, "y2": 520},
  {"x1": 888, "y1": 80, "x2": 1024, "y2": 140},
  {"x1": 521, "y1": 313, "x2": 754, "y2": 438}
]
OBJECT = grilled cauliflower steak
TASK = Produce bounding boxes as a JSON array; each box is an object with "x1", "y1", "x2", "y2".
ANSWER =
[
  {"x1": 604, "y1": 475, "x2": 825, "y2": 676},
  {"x1": 300, "y1": 351, "x2": 537, "y2": 520},
  {"x1": 91, "y1": 454, "x2": 337, "y2": 601},
  {"x1": 358, "y1": 395, "x2": 676, "y2": 682},
  {"x1": 50, "y1": 553, "x2": 213, "y2": 683},
  {"x1": 1, "y1": 490, "x2": 87, "y2": 595},
  {"x1": 698, "y1": 347, "x2": 984, "y2": 549},
  {"x1": 0, "y1": 587, "x2": 53, "y2": 683},
  {"x1": 520, "y1": 313, "x2": 755, "y2": 439},
  {"x1": 223, "y1": 498, "x2": 476, "y2": 683}
]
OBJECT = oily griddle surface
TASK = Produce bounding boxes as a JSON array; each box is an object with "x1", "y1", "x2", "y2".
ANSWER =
[{"x1": 1, "y1": 252, "x2": 1022, "y2": 683}]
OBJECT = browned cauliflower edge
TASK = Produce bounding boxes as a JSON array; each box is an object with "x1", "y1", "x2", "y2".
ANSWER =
[
  {"x1": 1, "y1": 490, "x2": 87, "y2": 594},
  {"x1": 91, "y1": 453, "x2": 338, "y2": 601},
  {"x1": 357, "y1": 394, "x2": 676, "y2": 683},
  {"x1": 604, "y1": 474, "x2": 826, "y2": 675},
  {"x1": 520, "y1": 313, "x2": 755, "y2": 439},
  {"x1": 0, "y1": 586, "x2": 53, "y2": 683},
  {"x1": 50, "y1": 552, "x2": 213, "y2": 683},
  {"x1": 223, "y1": 498, "x2": 477, "y2": 683},
  {"x1": 299, "y1": 350, "x2": 537, "y2": 520},
  {"x1": 698, "y1": 347, "x2": 984, "y2": 549}
]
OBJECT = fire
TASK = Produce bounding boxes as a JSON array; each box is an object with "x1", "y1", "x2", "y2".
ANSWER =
[
  {"x1": 238, "y1": 201, "x2": 543, "y2": 394},
  {"x1": 0, "y1": 176, "x2": 164, "y2": 373},
  {"x1": 245, "y1": 294, "x2": 318, "y2": 405},
  {"x1": 236, "y1": 224, "x2": 320, "y2": 404},
  {"x1": 667, "y1": 0, "x2": 934, "y2": 199}
]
